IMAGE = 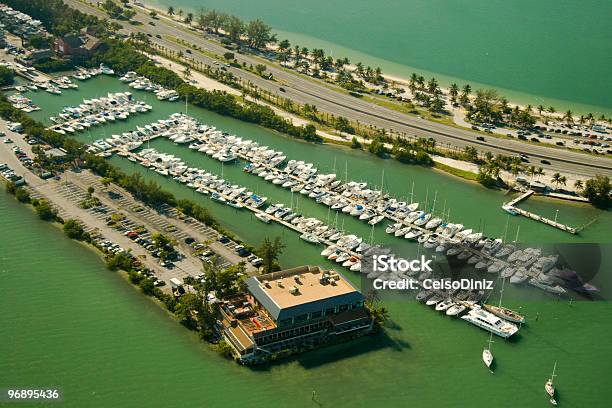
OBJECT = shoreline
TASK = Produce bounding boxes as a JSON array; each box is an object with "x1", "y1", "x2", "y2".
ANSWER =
[
  {"x1": 140, "y1": 0, "x2": 612, "y2": 117},
  {"x1": 137, "y1": 51, "x2": 591, "y2": 198}
]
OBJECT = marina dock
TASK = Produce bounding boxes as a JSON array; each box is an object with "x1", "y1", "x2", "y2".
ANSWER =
[
  {"x1": 509, "y1": 207, "x2": 577, "y2": 234},
  {"x1": 502, "y1": 190, "x2": 578, "y2": 234},
  {"x1": 506, "y1": 190, "x2": 534, "y2": 206},
  {"x1": 67, "y1": 111, "x2": 570, "y2": 309}
]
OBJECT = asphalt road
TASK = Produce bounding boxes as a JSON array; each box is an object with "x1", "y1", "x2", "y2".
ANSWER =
[{"x1": 65, "y1": 0, "x2": 612, "y2": 178}]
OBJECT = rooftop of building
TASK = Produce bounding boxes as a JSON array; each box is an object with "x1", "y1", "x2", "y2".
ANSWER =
[
  {"x1": 219, "y1": 294, "x2": 277, "y2": 340},
  {"x1": 246, "y1": 266, "x2": 363, "y2": 321}
]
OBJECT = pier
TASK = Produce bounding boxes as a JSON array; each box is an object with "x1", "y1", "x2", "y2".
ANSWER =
[
  {"x1": 502, "y1": 190, "x2": 578, "y2": 235},
  {"x1": 506, "y1": 190, "x2": 534, "y2": 206},
  {"x1": 13, "y1": 66, "x2": 52, "y2": 83},
  {"x1": 509, "y1": 207, "x2": 577, "y2": 234},
  {"x1": 122, "y1": 151, "x2": 359, "y2": 257}
]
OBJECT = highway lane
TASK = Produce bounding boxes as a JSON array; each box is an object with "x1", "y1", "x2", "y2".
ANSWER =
[{"x1": 65, "y1": 0, "x2": 612, "y2": 177}]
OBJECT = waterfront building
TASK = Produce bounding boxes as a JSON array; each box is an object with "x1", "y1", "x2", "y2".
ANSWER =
[
  {"x1": 219, "y1": 265, "x2": 373, "y2": 363},
  {"x1": 54, "y1": 31, "x2": 107, "y2": 62}
]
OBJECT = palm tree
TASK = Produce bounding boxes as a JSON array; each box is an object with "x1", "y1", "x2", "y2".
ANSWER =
[
  {"x1": 559, "y1": 176, "x2": 567, "y2": 188},
  {"x1": 574, "y1": 179, "x2": 583, "y2": 192},
  {"x1": 586, "y1": 112, "x2": 594, "y2": 125},
  {"x1": 293, "y1": 45, "x2": 301, "y2": 66},
  {"x1": 537, "y1": 105, "x2": 545, "y2": 116},
  {"x1": 548, "y1": 106, "x2": 556, "y2": 114},
  {"x1": 527, "y1": 165, "x2": 536, "y2": 181},
  {"x1": 510, "y1": 164, "x2": 521, "y2": 180},
  {"x1": 459, "y1": 84, "x2": 471, "y2": 106},
  {"x1": 537, "y1": 167, "x2": 545, "y2": 180},
  {"x1": 355, "y1": 62, "x2": 364, "y2": 77},
  {"x1": 167, "y1": 6, "x2": 174, "y2": 15},
  {"x1": 449, "y1": 83, "x2": 459, "y2": 102},
  {"x1": 427, "y1": 77, "x2": 438, "y2": 94},
  {"x1": 416, "y1": 75, "x2": 425, "y2": 90},
  {"x1": 409, "y1": 73, "x2": 418, "y2": 94},
  {"x1": 551, "y1": 172, "x2": 561, "y2": 187},
  {"x1": 183, "y1": 66, "x2": 191, "y2": 80},
  {"x1": 564, "y1": 110, "x2": 574, "y2": 123}
]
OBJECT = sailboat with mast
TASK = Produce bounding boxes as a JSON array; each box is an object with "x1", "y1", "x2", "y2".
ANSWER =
[
  {"x1": 483, "y1": 277, "x2": 526, "y2": 324},
  {"x1": 482, "y1": 332, "x2": 494, "y2": 372},
  {"x1": 545, "y1": 362, "x2": 558, "y2": 406}
]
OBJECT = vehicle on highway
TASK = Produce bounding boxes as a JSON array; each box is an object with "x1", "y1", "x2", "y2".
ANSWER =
[
  {"x1": 279, "y1": 87, "x2": 286, "y2": 92},
  {"x1": 540, "y1": 159, "x2": 551, "y2": 165},
  {"x1": 476, "y1": 136, "x2": 486, "y2": 141},
  {"x1": 519, "y1": 154, "x2": 529, "y2": 162},
  {"x1": 186, "y1": 49, "x2": 192, "y2": 54},
  {"x1": 471, "y1": 125, "x2": 479, "y2": 131},
  {"x1": 155, "y1": 34, "x2": 161, "y2": 39},
  {"x1": 148, "y1": 21, "x2": 155, "y2": 26}
]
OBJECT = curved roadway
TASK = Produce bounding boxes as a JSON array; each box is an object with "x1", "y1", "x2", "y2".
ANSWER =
[{"x1": 66, "y1": 0, "x2": 612, "y2": 178}]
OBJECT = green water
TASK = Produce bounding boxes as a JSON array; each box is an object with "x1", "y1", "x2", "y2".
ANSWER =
[
  {"x1": 2, "y1": 76, "x2": 611, "y2": 407},
  {"x1": 2, "y1": 189, "x2": 612, "y2": 408},
  {"x1": 150, "y1": 0, "x2": 612, "y2": 115},
  {"x1": 25, "y1": 76, "x2": 612, "y2": 247}
]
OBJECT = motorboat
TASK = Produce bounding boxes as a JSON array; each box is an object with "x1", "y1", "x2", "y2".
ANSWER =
[
  {"x1": 425, "y1": 295, "x2": 443, "y2": 306},
  {"x1": 300, "y1": 233, "x2": 320, "y2": 244},
  {"x1": 435, "y1": 298, "x2": 454, "y2": 312},
  {"x1": 445, "y1": 303, "x2": 466, "y2": 316},
  {"x1": 461, "y1": 308, "x2": 519, "y2": 338},
  {"x1": 255, "y1": 213, "x2": 271, "y2": 223},
  {"x1": 416, "y1": 290, "x2": 432, "y2": 302}
]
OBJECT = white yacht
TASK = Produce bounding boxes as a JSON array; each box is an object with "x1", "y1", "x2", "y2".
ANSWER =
[{"x1": 460, "y1": 308, "x2": 519, "y2": 338}]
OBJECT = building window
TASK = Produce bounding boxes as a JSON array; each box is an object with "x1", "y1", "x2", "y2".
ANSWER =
[
  {"x1": 339, "y1": 304, "x2": 349, "y2": 312},
  {"x1": 279, "y1": 318, "x2": 293, "y2": 326},
  {"x1": 311, "y1": 311, "x2": 323, "y2": 319},
  {"x1": 294, "y1": 313, "x2": 308, "y2": 323},
  {"x1": 325, "y1": 307, "x2": 336, "y2": 316}
]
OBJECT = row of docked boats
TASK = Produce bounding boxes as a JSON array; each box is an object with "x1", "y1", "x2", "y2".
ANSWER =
[
  {"x1": 119, "y1": 71, "x2": 179, "y2": 101},
  {"x1": 72, "y1": 64, "x2": 115, "y2": 81},
  {"x1": 393, "y1": 220, "x2": 570, "y2": 294},
  {"x1": 94, "y1": 113, "x2": 581, "y2": 298},
  {"x1": 13, "y1": 76, "x2": 79, "y2": 98},
  {"x1": 416, "y1": 286, "x2": 520, "y2": 338},
  {"x1": 49, "y1": 92, "x2": 152, "y2": 135},
  {"x1": 106, "y1": 145, "x2": 369, "y2": 272},
  {"x1": 6, "y1": 93, "x2": 40, "y2": 112}
]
